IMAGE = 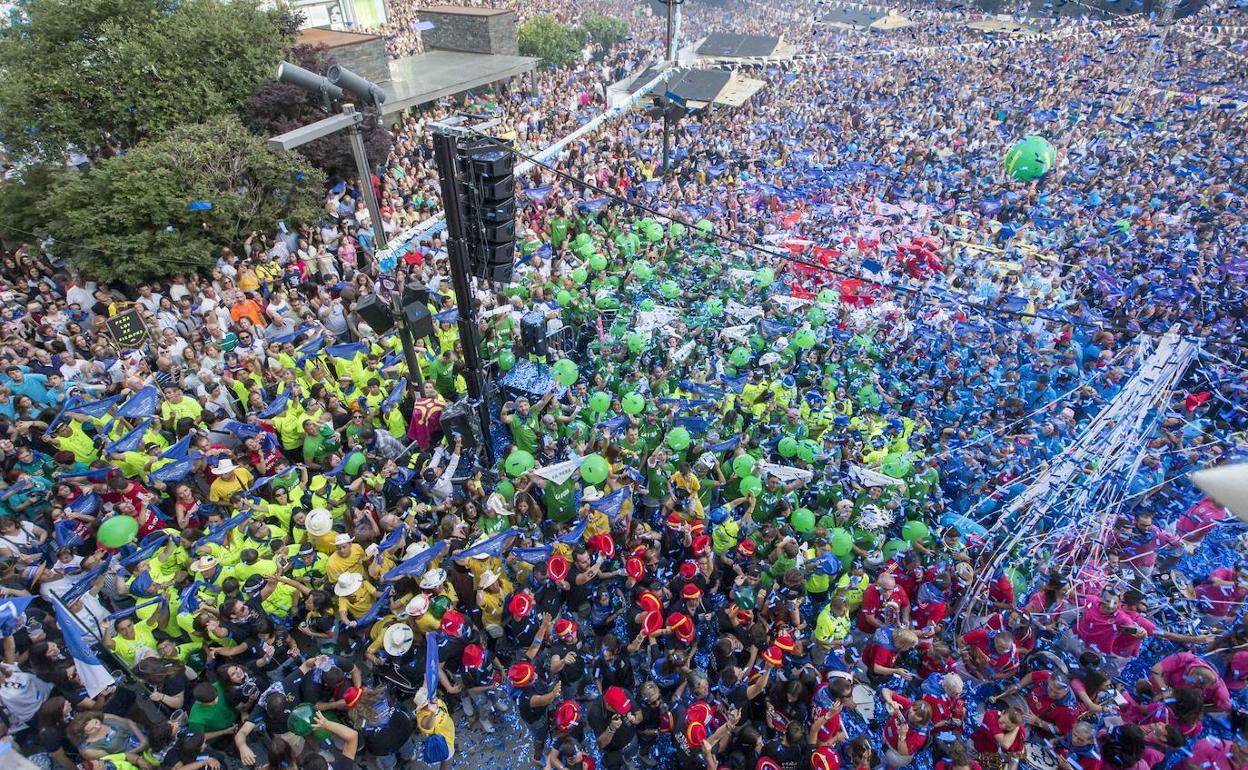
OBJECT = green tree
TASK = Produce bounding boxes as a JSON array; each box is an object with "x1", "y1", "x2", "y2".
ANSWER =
[
  {"x1": 0, "y1": 0, "x2": 298, "y2": 162},
  {"x1": 581, "y1": 13, "x2": 628, "y2": 51},
  {"x1": 517, "y1": 14, "x2": 585, "y2": 68},
  {"x1": 0, "y1": 166, "x2": 67, "y2": 243},
  {"x1": 45, "y1": 116, "x2": 324, "y2": 284}
]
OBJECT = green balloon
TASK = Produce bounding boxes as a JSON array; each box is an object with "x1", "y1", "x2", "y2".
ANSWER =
[
  {"x1": 882, "y1": 539, "x2": 910, "y2": 560},
  {"x1": 97, "y1": 515, "x2": 138, "y2": 548},
  {"x1": 793, "y1": 329, "x2": 817, "y2": 350},
  {"x1": 706, "y1": 298, "x2": 724, "y2": 317},
  {"x1": 778, "y1": 437, "x2": 799, "y2": 458},
  {"x1": 696, "y1": 219, "x2": 713, "y2": 237},
  {"x1": 749, "y1": 334, "x2": 766, "y2": 353},
  {"x1": 881, "y1": 453, "x2": 913, "y2": 478},
  {"x1": 808, "y1": 306, "x2": 828, "y2": 326},
  {"x1": 902, "y1": 520, "x2": 930, "y2": 543},
  {"x1": 589, "y1": 252, "x2": 608, "y2": 271},
  {"x1": 667, "y1": 427, "x2": 691, "y2": 451},
  {"x1": 791, "y1": 508, "x2": 816, "y2": 534},
  {"x1": 755, "y1": 267, "x2": 775, "y2": 287},
  {"x1": 830, "y1": 528, "x2": 854, "y2": 557},
  {"x1": 556, "y1": 289, "x2": 573, "y2": 306},
  {"x1": 670, "y1": 222, "x2": 687, "y2": 238},
  {"x1": 553, "y1": 359, "x2": 579, "y2": 386},
  {"x1": 817, "y1": 289, "x2": 838, "y2": 305},
  {"x1": 505, "y1": 449, "x2": 535, "y2": 477},
  {"x1": 580, "y1": 453, "x2": 610, "y2": 485},
  {"x1": 571, "y1": 267, "x2": 589, "y2": 284},
  {"x1": 589, "y1": 390, "x2": 612, "y2": 412},
  {"x1": 622, "y1": 392, "x2": 646, "y2": 415},
  {"x1": 1004, "y1": 135, "x2": 1056, "y2": 181},
  {"x1": 730, "y1": 347, "x2": 751, "y2": 368},
  {"x1": 633, "y1": 260, "x2": 654, "y2": 280},
  {"x1": 497, "y1": 349, "x2": 516, "y2": 372},
  {"x1": 660, "y1": 280, "x2": 680, "y2": 300},
  {"x1": 627, "y1": 333, "x2": 646, "y2": 353},
  {"x1": 732, "y1": 453, "x2": 756, "y2": 478},
  {"x1": 496, "y1": 480, "x2": 515, "y2": 500},
  {"x1": 572, "y1": 232, "x2": 592, "y2": 249},
  {"x1": 344, "y1": 451, "x2": 366, "y2": 476},
  {"x1": 640, "y1": 299, "x2": 655, "y2": 312},
  {"x1": 739, "y1": 475, "x2": 763, "y2": 496},
  {"x1": 797, "y1": 440, "x2": 820, "y2": 464},
  {"x1": 595, "y1": 294, "x2": 620, "y2": 310},
  {"x1": 288, "y1": 704, "x2": 317, "y2": 736}
]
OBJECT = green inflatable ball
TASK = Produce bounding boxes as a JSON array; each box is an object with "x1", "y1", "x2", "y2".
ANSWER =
[
  {"x1": 706, "y1": 298, "x2": 724, "y2": 317},
  {"x1": 497, "y1": 350, "x2": 516, "y2": 372},
  {"x1": 696, "y1": 219, "x2": 713, "y2": 237},
  {"x1": 749, "y1": 334, "x2": 767, "y2": 353},
  {"x1": 808, "y1": 306, "x2": 828, "y2": 326},
  {"x1": 829, "y1": 528, "x2": 854, "y2": 557},
  {"x1": 556, "y1": 289, "x2": 573, "y2": 306},
  {"x1": 666, "y1": 427, "x2": 691, "y2": 451},
  {"x1": 552, "y1": 359, "x2": 579, "y2": 387},
  {"x1": 589, "y1": 391, "x2": 612, "y2": 412},
  {"x1": 791, "y1": 508, "x2": 815, "y2": 534},
  {"x1": 627, "y1": 333, "x2": 646, "y2": 353},
  {"x1": 1004, "y1": 135, "x2": 1056, "y2": 182},
  {"x1": 580, "y1": 453, "x2": 609, "y2": 485},
  {"x1": 729, "y1": 347, "x2": 751, "y2": 368},
  {"x1": 633, "y1": 260, "x2": 654, "y2": 280},
  {"x1": 797, "y1": 440, "x2": 821, "y2": 464},
  {"x1": 640, "y1": 299, "x2": 655, "y2": 312},
  {"x1": 739, "y1": 475, "x2": 763, "y2": 496},
  {"x1": 732, "y1": 453, "x2": 756, "y2": 478},
  {"x1": 589, "y1": 252, "x2": 608, "y2": 271},
  {"x1": 901, "y1": 520, "x2": 930, "y2": 544},
  {"x1": 504, "y1": 449, "x2": 535, "y2": 477},
  {"x1": 793, "y1": 329, "x2": 817, "y2": 350},
  {"x1": 817, "y1": 289, "x2": 838, "y2": 305},
  {"x1": 778, "y1": 436, "x2": 799, "y2": 458},
  {"x1": 670, "y1": 222, "x2": 687, "y2": 238},
  {"x1": 496, "y1": 480, "x2": 516, "y2": 500},
  {"x1": 622, "y1": 392, "x2": 646, "y2": 415},
  {"x1": 882, "y1": 539, "x2": 910, "y2": 560},
  {"x1": 571, "y1": 267, "x2": 589, "y2": 284},
  {"x1": 755, "y1": 267, "x2": 775, "y2": 288},
  {"x1": 97, "y1": 515, "x2": 138, "y2": 548},
  {"x1": 660, "y1": 280, "x2": 681, "y2": 300}
]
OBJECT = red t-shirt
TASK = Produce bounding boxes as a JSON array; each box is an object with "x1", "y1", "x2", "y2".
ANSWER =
[
  {"x1": 857, "y1": 584, "x2": 910, "y2": 632},
  {"x1": 881, "y1": 695, "x2": 928, "y2": 755},
  {"x1": 865, "y1": 642, "x2": 900, "y2": 674},
  {"x1": 971, "y1": 710, "x2": 1025, "y2": 755},
  {"x1": 1023, "y1": 671, "x2": 1079, "y2": 735}
]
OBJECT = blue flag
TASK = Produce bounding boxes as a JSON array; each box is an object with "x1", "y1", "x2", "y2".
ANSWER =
[
  {"x1": 179, "y1": 580, "x2": 219, "y2": 613},
  {"x1": 381, "y1": 378, "x2": 406, "y2": 413},
  {"x1": 384, "y1": 541, "x2": 448, "y2": 582},
  {"x1": 589, "y1": 488, "x2": 630, "y2": 519},
  {"x1": 149, "y1": 455, "x2": 199, "y2": 483},
  {"x1": 200, "y1": 510, "x2": 252, "y2": 547},
  {"x1": 120, "y1": 534, "x2": 170, "y2": 567},
  {"x1": 76, "y1": 395, "x2": 124, "y2": 418},
  {"x1": 55, "y1": 519, "x2": 87, "y2": 548},
  {"x1": 434, "y1": 308, "x2": 459, "y2": 324},
  {"x1": 257, "y1": 391, "x2": 291, "y2": 420},
  {"x1": 357, "y1": 585, "x2": 394, "y2": 626},
  {"x1": 706, "y1": 435, "x2": 741, "y2": 453},
  {"x1": 117, "y1": 386, "x2": 160, "y2": 419},
  {"x1": 105, "y1": 419, "x2": 152, "y2": 455},
  {"x1": 451, "y1": 529, "x2": 521, "y2": 563},
  {"x1": 425, "y1": 631, "x2": 440, "y2": 695},
  {"x1": 59, "y1": 468, "x2": 112, "y2": 482},
  {"x1": 52, "y1": 597, "x2": 113, "y2": 696},
  {"x1": 67, "y1": 492, "x2": 100, "y2": 516},
  {"x1": 326, "y1": 342, "x2": 367, "y2": 360},
  {"x1": 554, "y1": 517, "x2": 589, "y2": 544},
  {"x1": 512, "y1": 545, "x2": 554, "y2": 563},
  {"x1": 58, "y1": 555, "x2": 113, "y2": 607},
  {"x1": 218, "y1": 419, "x2": 262, "y2": 438},
  {"x1": 0, "y1": 596, "x2": 34, "y2": 637},
  {"x1": 160, "y1": 433, "x2": 193, "y2": 461}
]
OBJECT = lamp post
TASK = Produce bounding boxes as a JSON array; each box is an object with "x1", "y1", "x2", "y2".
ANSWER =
[
  {"x1": 269, "y1": 61, "x2": 425, "y2": 397},
  {"x1": 657, "y1": 0, "x2": 683, "y2": 177}
]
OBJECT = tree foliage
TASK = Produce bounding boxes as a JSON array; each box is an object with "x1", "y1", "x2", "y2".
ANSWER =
[
  {"x1": 0, "y1": 166, "x2": 67, "y2": 243},
  {"x1": 244, "y1": 44, "x2": 393, "y2": 182},
  {"x1": 581, "y1": 13, "x2": 628, "y2": 51},
  {"x1": 44, "y1": 116, "x2": 325, "y2": 284},
  {"x1": 518, "y1": 14, "x2": 586, "y2": 68},
  {"x1": 0, "y1": 0, "x2": 297, "y2": 161}
]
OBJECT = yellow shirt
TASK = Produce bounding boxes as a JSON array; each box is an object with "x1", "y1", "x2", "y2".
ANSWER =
[
  {"x1": 209, "y1": 468, "x2": 255, "y2": 505},
  {"x1": 112, "y1": 618, "x2": 159, "y2": 667},
  {"x1": 326, "y1": 544, "x2": 366, "y2": 583},
  {"x1": 338, "y1": 582, "x2": 379, "y2": 620},
  {"x1": 161, "y1": 397, "x2": 203, "y2": 425},
  {"x1": 417, "y1": 700, "x2": 456, "y2": 754}
]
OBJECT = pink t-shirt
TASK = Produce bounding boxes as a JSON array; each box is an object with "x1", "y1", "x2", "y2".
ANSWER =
[
  {"x1": 1110, "y1": 609, "x2": 1157, "y2": 659},
  {"x1": 1160, "y1": 653, "x2": 1232, "y2": 711},
  {"x1": 1195, "y1": 568, "x2": 1248, "y2": 618},
  {"x1": 1075, "y1": 598, "x2": 1130, "y2": 654},
  {"x1": 1176, "y1": 498, "x2": 1228, "y2": 542},
  {"x1": 1180, "y1": 737, "x2": 1244, "y2": 770}
]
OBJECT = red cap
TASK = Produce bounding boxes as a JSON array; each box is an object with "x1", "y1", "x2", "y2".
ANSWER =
[
  {"x1": 508, "y1": 661, "x2": 536, "y2": 687},
  {"x1": 547, "y1": 553, "x2": 569, "y2": 582},
  {"x1": 666, "y1": 512, "x2": 685, "y2": 529},
  {"x1": 555, "y1": 699, "x2": 582, "y2": 730},
  {"x1": 687, "y1": 701, "x2": 714, "y2": 726},
  {"x1": 691, "y1": 534, "x2": 711, "y2": 556},
  {"x1": 588, "y1": 534, "x2": 616, "y2": 559},
  {"x1": 736, "y1": 609, "x2": 753, "y2": 625},
  {"x1": 682, "y1": 583, "x2": 703, "y2": 600},
  {"x1": 554, "y1": 618, "x2": 578, "y2": 640},
  {"x1": 641, "y1": 610, "x2": 663, "y2": 636},
  {"x1": 762, "y1": 645, "x2": 784, "y2": 666},
  {"x1": 462, "y1": 643, "x2": 486, "y2": 670},
  {"x1": 812, "y1": 747, "x2": 840, "y2": 770},
  {"x1": 758, "y1": 759, "x2": 783, "y2": 770},
  {"x1": 774, "y1": 632, "x2": 797, "y2": 652},
  {"x1": 343, "y1": 686, "x2": 363, "y2": 708},
  {"x1": 737, "y1": 539, "x2": 756, "y2": 557},
  {"x1": 667, "y1": 611, "x2": 695, "y2": 643},
  {"x1": 508, "y1": 591, "x2": 534, "y2": 619},
  {"x1": 679, "y1": 560, "x2": 699, "y2": 580},
  {"x1": 625, "y1": 557, "x2": 645, "y2": 581},
  {"x1": 440, "y1": 609, "x2": 465, "y2": 637},
  {"x1": 689, "y1": 521, "x2": 706, "y2": 537},
  {"x1": 637, "y1": 590, "x2": 663, "y2": 614},
  {"x1": 604, "y1": 685, "x2": 632, "y2": 714},
  {"x1": 685, "y1": 721, "x2": 708, "y2": 746}
]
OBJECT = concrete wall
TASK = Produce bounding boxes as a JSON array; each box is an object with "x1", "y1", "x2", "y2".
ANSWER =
[
  {"x1": 329, "y1": 36, "x2": 390, "y2": 83},
  {"x1": 419, "y1": 9, "x2": 519, "y2": 56}
]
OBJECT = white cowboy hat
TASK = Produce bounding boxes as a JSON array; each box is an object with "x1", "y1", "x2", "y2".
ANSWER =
[
  {"x1": 334, "y1": 572, "x2": 364, "y2": 597},
  {"x1": 403, "y1": 541, "x2": 431, "y2": 560},
  {"x1": 305, "y1": 508, "x2": 333, "y2": 537},
  {"x1": 419, "y1": 568, "x2": 447, "y2": 590},
  {"x1": 383, "y1": 623, "x2": 415, "y2": 656},
  {"x1": 405, "y1": 594, "x2": 430, "y2": 617},
  {"x1": 582, "y1": 486, "x2": 603, "y2": 502},
  {"x1": 478, "y1": 570, "x2": 500, "y2": 590},
  {"x1": 334, "y1": 533, "x2": 352, "y2": 547},
  {"x1": 189, "y1": 556, "x2": 219, "y2": 573},
  {"x1": 215, "y1": 458, "x2": 238, "y2": 474}
]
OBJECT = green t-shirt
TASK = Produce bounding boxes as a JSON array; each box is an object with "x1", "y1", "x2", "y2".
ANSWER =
[
  {"x1": 545, "y1": 477, "x2": 578, "y2": 523},
  {"x1": 509, "y1": 411, "x2": 541, "y2": 455},
  {"x1": 188, "y1": 683, "x2": 237, "y2": 734}
]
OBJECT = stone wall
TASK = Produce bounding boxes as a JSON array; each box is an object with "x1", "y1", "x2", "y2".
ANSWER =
[{"x1": 419, "y1": 8, "x2": 518, "y2": 56}]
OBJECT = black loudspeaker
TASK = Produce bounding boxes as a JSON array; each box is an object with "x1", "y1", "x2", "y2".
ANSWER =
[
  {"x1": 440, "y1": 397, "x2": 482, "y2": 448},
  {"x1": 402, "y1": 300, "x2": 435, "y2": 339},
  {"x1": 355, "y1": 294, "x2": 395, "y2": 334},
  {"x1": 520, "y1": 311, "x2": 548, "y2": 359},
  {"x1": 403, "y1": 285, "x2": 433, "y2": 307},
  {"x1": 459, "y1": 138, "x2": 516, "y2": 284}
]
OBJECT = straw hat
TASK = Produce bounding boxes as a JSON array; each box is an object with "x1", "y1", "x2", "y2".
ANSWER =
[
  {"x1": 478, "y1": 570, "x2": 500, "y2": 590},
  {"x1": 215, "y1": 458, "x2": 238, "y2": 474},
  {"x1": 403, "y1": 541, "x2": 431, "y2": 560},
  {"x1": 189, "y1": 555, "x2": 219, "y2": 574},
  {"x1": 334, "y1": 572, "x2": 364, "y2": 597},
  {"x1": 305, "y1": 508, "x2": 333, "y2": 537},
  {"x1": 419, "y1": 568, "x2": 447, "y2": 590},
  {"x1": 406, "y1": 594, "x2": 431, "y2": 617},
  {"x1": 383, "y1": 623, "x2": 415, "y2": 656}
]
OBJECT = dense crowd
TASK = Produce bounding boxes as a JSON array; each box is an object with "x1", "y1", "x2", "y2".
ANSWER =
[{"x1": 1, "y1": 2, "x2": 1247, "y2": 770}]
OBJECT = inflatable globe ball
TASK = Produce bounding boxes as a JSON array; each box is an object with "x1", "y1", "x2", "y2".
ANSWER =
[{"x1": 1004, "y1": 135, "x2": 1056, "y2": 182}]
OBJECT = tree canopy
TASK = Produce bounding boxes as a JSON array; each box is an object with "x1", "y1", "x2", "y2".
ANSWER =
[
  {"x1": 0, "y1": 0, "x2": 298, "y2": 161},
  {"x1": 518, "y1": 14, "x2": 586, "y2": 68},
  {"x1": 44, "y1": 116, "x2": 324, "y2": 284}
]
